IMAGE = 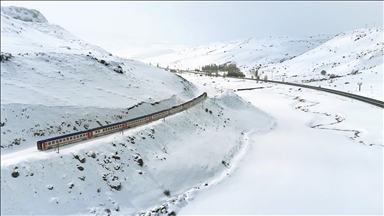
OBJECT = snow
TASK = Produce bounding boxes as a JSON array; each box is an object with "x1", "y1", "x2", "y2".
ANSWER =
[
  {"x1": 178, "y1": 74, "x2": 383, "y2": 215},
  {"x1": 1, "y1": 6, "x2": 199, "y2": 155},
  {"x1": 1, "y1": 6, "x2": 48, "y2": 23},
  {"x1": 1, "y1": 6, "x2": 383, "y2": 216},
  {"x1": 138, "y1": 27, "x2": 383, "y2": 100},
  {"x1": 138, "y1": 35, "x2": 331, "y2": 73}
]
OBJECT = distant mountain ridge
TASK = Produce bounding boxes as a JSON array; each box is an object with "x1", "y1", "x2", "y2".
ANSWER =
[
  {"x1": 1, "y1": 6, "x2": 48, "y2": 23},
  {"x1": 137, "y1": 34, "x2": 333, "y2": 73}
]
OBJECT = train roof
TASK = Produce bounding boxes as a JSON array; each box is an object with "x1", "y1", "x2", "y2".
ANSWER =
[{"x1": 37, "y1": 92, "x2": 207, "y2": 143}]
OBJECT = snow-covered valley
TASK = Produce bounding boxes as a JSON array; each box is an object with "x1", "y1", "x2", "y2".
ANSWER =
[
  {"x1": 178, "y1": 74, "x2": 383, "y2": 215},
  {"x1": 1, "y1": 6, "x2": 383, "y2": 216}
]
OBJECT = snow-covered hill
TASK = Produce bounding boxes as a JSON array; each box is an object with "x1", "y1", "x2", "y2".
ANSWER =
[
  {"x1": 1, "y1": 6, "x2": 275, "y2": 215},
  {"x1": 1, "y1": 6, "x2": 382, "y2": 216},
  {"x1": 1, "y1": 6, "x2": 200, "y2": 154},
  {"x1": 138, "y1": 35, "x2": 332, "y2": 73},
  {"x1": 260, "y1": 27, "x2": 384, "y2": 100},
  {"x1": 137, "y1": 27, "x2": 383, "y2": 100}
]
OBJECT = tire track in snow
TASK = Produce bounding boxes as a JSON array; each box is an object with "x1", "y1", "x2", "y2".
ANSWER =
[{"x1": 288, "y1": 94, "x2": 383, "y2": 148}]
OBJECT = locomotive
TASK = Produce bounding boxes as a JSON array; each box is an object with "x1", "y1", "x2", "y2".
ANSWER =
[{"x1": 37, "y1": 92, "x2": 207, "y2": 151}]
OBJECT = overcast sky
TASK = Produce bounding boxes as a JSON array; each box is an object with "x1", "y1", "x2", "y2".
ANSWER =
[{"x1": 1, "y1": 1, "x2": 383, "y2": 55}]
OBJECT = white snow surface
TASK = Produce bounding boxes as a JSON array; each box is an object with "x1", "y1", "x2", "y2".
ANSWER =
[
  {"x1": 139, "y1": 35, "x2": 331, "y2": 73},
  {"x1": 1, "y1": 6, "x2": 199, "y2": 154},
  {"x1": 178, "y1": 74, "x2": 383, "y2": 215},
  {"x1": 137, "y1": 27, "x2": 383, "y2": 100},
  {"x1": 1, "y1": 6, "x2": 383, "y2": 216}
]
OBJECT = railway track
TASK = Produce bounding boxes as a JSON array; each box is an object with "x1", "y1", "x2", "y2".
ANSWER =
[{"x1": 239, "y1": 78, "x2": 384, "y2": 108}]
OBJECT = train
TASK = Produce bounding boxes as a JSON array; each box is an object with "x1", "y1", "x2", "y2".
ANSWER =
[{"x1": 37, "y1": 92, "x2": 207, "y2": 151}]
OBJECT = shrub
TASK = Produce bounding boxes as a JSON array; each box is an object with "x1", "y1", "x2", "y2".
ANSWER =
[
  {"x1": 321, "y1": 70, "x2": 327, "y2": 75},
  {"x1": 0, "y1": 52, "x2": 13, "y2": 62},
  {"x1": 163, "y1": 189, "x2": 171, "y2": 196},
  {"x1": 11, "y1": 171, "x2": 19, "y2": 178},
  {"x1": 168, "y1": 211, "x2": 176, "y2": 216},
  {"x1": 137, "y1": 158, "x2": 144, "y2": 167}
]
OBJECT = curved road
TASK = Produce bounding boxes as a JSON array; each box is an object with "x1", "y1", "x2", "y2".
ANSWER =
[{"x1": 237, "y1": 78, "x2": 384, "y2": 108}]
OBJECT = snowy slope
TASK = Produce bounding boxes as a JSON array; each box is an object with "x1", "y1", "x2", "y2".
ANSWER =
[
  {"x1": 1, "y1": 6, "x2": 275, "y2": 215},
  {"x1": 137, "y1": 35, "x2": 332, "y2": 73},
  {"x1": 137, "y1": 27, "x2": 383, "y2": 100},
  {"x1": 260, "y1": 27, "x2": 384, "y2": 100},
  {"x1": 178, "y1": 73, "x2": 383, "y2": 215},
  {"x1": 2, "y1": 6, "x2": 382, "y2": 216},
  {"x1": 1, "y1": 91, "x2": 274, "y2": 215},
  {"x1": 0, "y1": 6, "x2": 200, "y2": 154}
]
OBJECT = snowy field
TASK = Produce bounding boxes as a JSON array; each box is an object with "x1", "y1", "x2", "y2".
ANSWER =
[{"x1": 178, "y1": 73, "x2": 383, "y2": 215}]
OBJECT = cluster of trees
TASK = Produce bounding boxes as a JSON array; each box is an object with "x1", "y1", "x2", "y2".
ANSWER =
[{"x1": 202, "y1": 62, "x2": 245, "y2": 78}]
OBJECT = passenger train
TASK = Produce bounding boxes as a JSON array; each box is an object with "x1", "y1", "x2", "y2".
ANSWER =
[{"x1": 37, "y1": 92, "x2": 207, "y2": 151}]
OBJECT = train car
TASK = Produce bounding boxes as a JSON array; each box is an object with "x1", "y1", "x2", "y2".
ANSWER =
[
  {"x1": 126, "y1": 114, "x2": 152, "y2": 128},
  {"x1": 37, "y1": 92, "x2": 207, "y2": 151},
  {"x1": 151, "y1": 109, "x2": 170, "y2": 121},
  {"x1": 93, "y1": 121, "x2": 125, "y2": 138},
  {"x1": 37, "y1": 131, "x2": 89, "y2": 151},
  {"x1": 169, "y1": 105, "x2": 183, "y2": 114}
]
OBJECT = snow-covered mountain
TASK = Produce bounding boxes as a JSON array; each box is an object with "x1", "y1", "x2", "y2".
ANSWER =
[
  {"x1": 138, "y1": 35, "x2": 332, "y2": 72},
  {"x1": 260, "y1": 27, "x2": 383, "y2": 100},
  {"x1": 1, "y1": 6, "x2": 275, "y2": 215},
  {"x1": 137, "y1": 27, "x2": 383, "y2": 100}
]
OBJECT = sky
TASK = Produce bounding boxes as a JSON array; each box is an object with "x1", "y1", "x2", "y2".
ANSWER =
[{"x1": 1, "y1": 1, "x2": 383, "y2": 56}]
